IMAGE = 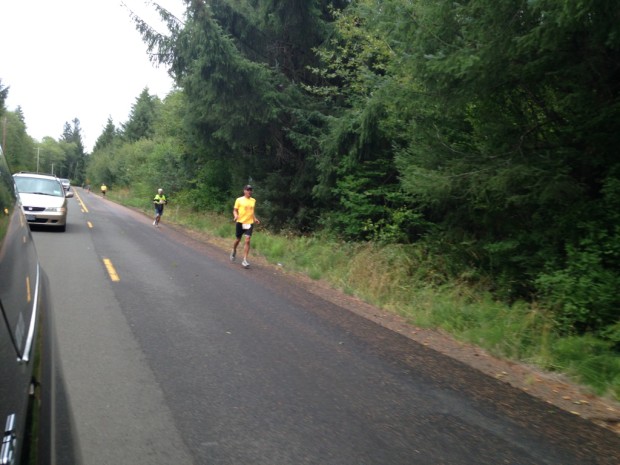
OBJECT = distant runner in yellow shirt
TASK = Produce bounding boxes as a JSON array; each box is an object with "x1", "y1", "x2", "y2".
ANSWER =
[
  {"x1": 230, "y1": 185, "x2": 260, "y2": 268},
  {"x1": 153, "y1": 188, "x2": 168, "y2": 227}
]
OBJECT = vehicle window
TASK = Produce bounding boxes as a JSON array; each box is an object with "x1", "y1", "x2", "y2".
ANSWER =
[{"x1": 14, "y1": 177, "x2": 64, "y2": 197}]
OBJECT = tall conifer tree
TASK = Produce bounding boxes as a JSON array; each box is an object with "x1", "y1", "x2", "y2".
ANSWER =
[
  {"x1": 122, "y1": 88, "x2": 161, "y2": 142},
  {"x1": 93, "y1": 117, "x2": 119, "y2": 152}
]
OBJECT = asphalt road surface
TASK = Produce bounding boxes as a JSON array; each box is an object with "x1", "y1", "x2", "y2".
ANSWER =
[{"x1": 31, "y1": 188, "x2": 620, "y2": 465}]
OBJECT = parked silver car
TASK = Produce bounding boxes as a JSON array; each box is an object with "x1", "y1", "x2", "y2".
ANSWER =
[{"x1": 13, "y1": 172, "x2": 74, "y2": 232}]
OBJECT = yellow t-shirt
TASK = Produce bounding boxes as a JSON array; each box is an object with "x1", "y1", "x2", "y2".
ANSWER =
[{"x1": 234, "y1": 196, "x2": 256, "y2": 224}]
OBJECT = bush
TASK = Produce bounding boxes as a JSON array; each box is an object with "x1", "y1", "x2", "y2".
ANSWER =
[
  {"x1": 536, "y1": 245, "x2": 620, "y2": 335},
  {"x1": 549, "y1": 335, "x2": 620, "y2": 398}
]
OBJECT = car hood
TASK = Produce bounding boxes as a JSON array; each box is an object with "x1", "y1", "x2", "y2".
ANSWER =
[{"x1": 18, "y1": 192, "x2": 66, "y2": 208}]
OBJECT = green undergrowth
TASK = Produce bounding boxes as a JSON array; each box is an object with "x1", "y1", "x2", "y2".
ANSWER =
[{"x1": 108, "y1": 189, "x2": 620, "y2": 401}]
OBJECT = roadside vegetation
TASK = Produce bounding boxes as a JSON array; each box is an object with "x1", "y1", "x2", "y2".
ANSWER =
[{"x1": 3, "y1": 1, "x2": 618, "y2": 401}]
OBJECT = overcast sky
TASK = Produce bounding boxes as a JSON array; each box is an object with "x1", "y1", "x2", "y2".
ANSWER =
[{"x1": 2, "y1": 0, "x2": 185, "y2": 152}]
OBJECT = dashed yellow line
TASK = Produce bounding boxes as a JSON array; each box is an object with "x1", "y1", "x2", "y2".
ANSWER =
[
  {"x1": 102, "y1": 258, "x2": 120, "y2": 282},
  {"x1": 73, "y1": 189, "x2": 89, "y2": 213},
  {"x1": 75, "y1": 190, "x2": 116, "y2": 281}
]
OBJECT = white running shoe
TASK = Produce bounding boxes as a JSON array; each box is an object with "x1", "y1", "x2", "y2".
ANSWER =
[
  {"x1": 242, "y1": 258, "x2": 250, "y2": 268},
  {"x1": 230, "y1": 251, "x2": 236, "y2": 262},
  {"x1": 153, "y1": 220, "x2": 157, "y2": 226}
]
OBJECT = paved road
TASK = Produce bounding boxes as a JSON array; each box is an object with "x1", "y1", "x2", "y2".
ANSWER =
[{"x1": 31, "y1": 188, "x2": 620, "y2": 465}]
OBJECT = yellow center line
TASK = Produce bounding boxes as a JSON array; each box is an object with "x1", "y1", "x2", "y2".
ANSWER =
[
  {"x1": 73, "y1": 189, "x2": 89, "y2": 213},
  {"x1": 102, "y1": 258, "x2": 120, "y2": 282},
  {"x1": 87, "y1": 221, "x2": 93, "y2": 229}
]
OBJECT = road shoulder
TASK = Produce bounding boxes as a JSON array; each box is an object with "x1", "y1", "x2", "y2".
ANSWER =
[{"x1": 124, "y1": 203, "x2": 620, "y2": 435}]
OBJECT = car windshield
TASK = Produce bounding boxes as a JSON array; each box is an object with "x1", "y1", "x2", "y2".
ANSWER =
[{"x1": 14, "y1": 177, "x2": 64, "y2": 197}]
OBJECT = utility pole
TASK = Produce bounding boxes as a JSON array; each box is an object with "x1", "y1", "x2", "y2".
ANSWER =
[{"x1": 37, "y1": 147, "x2": 40, "y2": 173}]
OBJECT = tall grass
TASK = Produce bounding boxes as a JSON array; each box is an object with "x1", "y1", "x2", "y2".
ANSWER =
[{"x1": 109, "y1": 189, "x2": 620, "y2": 400}]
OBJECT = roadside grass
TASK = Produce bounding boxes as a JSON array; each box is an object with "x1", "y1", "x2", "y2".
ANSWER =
[{"x1": 108, "y1": 188, "x2": 620, "y2": 401}]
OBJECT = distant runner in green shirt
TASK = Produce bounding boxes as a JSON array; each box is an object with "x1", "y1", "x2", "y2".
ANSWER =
[{"x1": 153, "y1": 188, "x2": 168, "y2": 227}]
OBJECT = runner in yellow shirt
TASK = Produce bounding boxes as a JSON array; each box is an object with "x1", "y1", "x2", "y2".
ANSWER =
[
  {"x1": 153, "y1": 188, "x2": 168, "y2": 227},
  {"x1": 230, "y1": 185, "x2": 260, "y2": 268}
]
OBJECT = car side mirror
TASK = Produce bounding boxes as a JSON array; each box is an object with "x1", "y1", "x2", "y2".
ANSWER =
[{"x1": 65, "y1": 191, "x2": 74, "y2": 198}]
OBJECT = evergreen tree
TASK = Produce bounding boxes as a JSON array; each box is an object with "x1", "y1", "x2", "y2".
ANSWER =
[
  {"x1": 60, "y1": 118, "x2": 87, "y2": 181},
  {"x1": 93, "y1": 116, "x2": 120, "y2": 152},
  {"x1": 115, "y1": 0, "x2": 619, "y2": 336},
  {"x1": 326, "y1": 0, "x2": 620, "y2": 332},
  {"x1": 308, "y1": 1, "x2": 409, "y2": 240},
  {"x1": 1, "y1": 109, "x2": 36, "y2": 172},
  {"x1": 61, "y1": 122, "x2": 72, "y2": 142},
  {"x1": 0, "y1": 79, "x2": 8, "y2": 116},
  {"x1": 122, "y1": 88, "x2": 161, "y2": 142},
  {"x1": 132, "y1": 0, "x2": 347, "y2": 229}
]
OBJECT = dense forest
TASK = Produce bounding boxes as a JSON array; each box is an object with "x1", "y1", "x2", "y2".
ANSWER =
[{"x1": 2, "y1": 1, "x2": 618, "y2": 358}]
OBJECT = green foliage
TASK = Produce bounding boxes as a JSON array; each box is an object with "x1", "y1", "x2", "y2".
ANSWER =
[
  {"x1": 93, "y1": 117, "x2": 120, "y2": 152},
  {"x1": 305, "y1": 0, "x2": 394, "y2": 104},
  {"x1": 59, "y1": 118, "x2": 87, "y2": 182},
  {"x1": 536, "y1": 246, "x2": 620, "y2": 334},
  {"x1": 132, "y1": 0, "x2": 345, "y2": 230},
  {"x1": 85, "y1": 145, "x2": 114, "y2": 187},
  {"x1": 0, "y1": 79, "x2": 8, "y2": 115},
  {"x1": 549, "y1": 335, "x2": 620, "y2": 398},
  {"x1": 112, "y1": 0, "x2": 620, "y2": 344},
  {"x1": 88, "y1": 135, "x2": 189, "y2": 206},
  {"x1": 312, "y1": 0, "x2": 620, "y2": 336},
  {"x1": 122, "y1": 88, "x2": 162, "y2": 142},
  {"x1": 321, "y1": 158, "x2": 425, "y2": 243},
  {"x1": 1, "y1": 109, "x2": 36, "y2": 171},
  {"x1": 79, "y1": 0, "x2": 620, "y2": 398},
  {"x1": 536, "y1": 175, "x2": 620, "y2": 335},
  {"x1": 153, "y1": 91, "x2": 188, "y2": 140},
  {"x1": 183, "y1": 159, "x2": 232, "y2": 213},
  {"x1": 33, "y1": 137, "x2": 73, "y2": 176}
]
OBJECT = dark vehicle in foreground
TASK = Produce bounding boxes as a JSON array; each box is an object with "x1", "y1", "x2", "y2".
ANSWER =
[
  {"x1": 13, "y1": 173, "x2": 74, "y2": 232},
  {"x1": 0, "y1": 149, "x2": 79, "y2": 464}
]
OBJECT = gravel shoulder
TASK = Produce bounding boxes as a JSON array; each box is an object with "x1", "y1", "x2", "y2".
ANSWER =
[{"x1": 278, "y1": 264, "x2": 620, "y2": 435}]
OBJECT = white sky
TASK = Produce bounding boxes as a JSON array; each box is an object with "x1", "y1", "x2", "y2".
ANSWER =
[{"x1": 1, "y1": 0, "x2": 186, "y2": 152}]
